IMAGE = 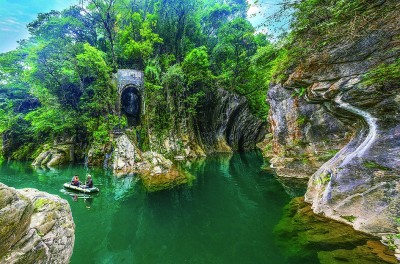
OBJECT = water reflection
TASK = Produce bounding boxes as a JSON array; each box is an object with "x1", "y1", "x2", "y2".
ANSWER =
[{"x1": 275, "y1": 176, "x2": 308, "y2": 198}]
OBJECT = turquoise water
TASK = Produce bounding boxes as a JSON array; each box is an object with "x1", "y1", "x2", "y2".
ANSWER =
[{"x1": 1, "y1": 152, "x2": 390, "y2": 264}]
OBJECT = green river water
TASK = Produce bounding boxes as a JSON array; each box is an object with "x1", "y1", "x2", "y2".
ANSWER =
[{"x1": 0, "y1": 152, "x2": 393, "y2": 264}]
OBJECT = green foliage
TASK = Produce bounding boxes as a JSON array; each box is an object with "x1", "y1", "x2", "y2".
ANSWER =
[
  {"x1": 296, "y1": 115, "x2": 308, "y2": 126},
  {"x1": 86, "y1": 115, "x2": 122, "y2": 147},
  {"x1": 211, "y1": 17, "x2": 274, "y2": 119},
  {"x1": 1, "y1": 0, "x2": 276, "y2": 160},
  {"x1": 340, "y1": 215, "x2": 357, "y2": 223},
  {"x1": 33, "y1": 198, "x2": 52, "y2": 212},
  {"x1": 292, "y1": 87, "x2": 307, "y2": 98},
  {"x1": 117, "y1": 12, "x2": 163, "y2": 67},
  {"x1": 25, "y1": 106, "x2": 78, "y2": 138},
  {"x1": 182, "y1": 46, "x2": 212, "y2": 89},
  {"x1": 317, "y1": 149, "x2": 339, "y2": 162},
  {"x1": 0, "y1": 102, "x2": 16, "y2": 134},
  {"x1": 362, "y1": 59, "x2": 400, "y2": 87},
  {"x1": 145, "y1": 58, "x2": 162, "y2": 84},
  {"x1": 271, "y1": 0, "x2": 395, "y2": 82},
  {"x1": 315, "y1": 172, "x2": 331, "y2": 185},
  {"x1": 76, "y1": 43, "x2": 116, "y2": 116},
  {"x1": 162, "y1": 64, "x2": 185, "y2": 90},
  {"x1": 212, "y1": 17, "x2": 256, "y2": 81},
  {"x1": 363, "y1": 160, "x2": 391, "y2": 171},
  {"x1": 287, "y1": 0, "x2": 381, "y2": 50}
]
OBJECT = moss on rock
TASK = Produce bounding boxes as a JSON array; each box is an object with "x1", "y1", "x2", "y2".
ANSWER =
[{"x1": 274, "y1": 198, "x2": 396, "y2": 263}]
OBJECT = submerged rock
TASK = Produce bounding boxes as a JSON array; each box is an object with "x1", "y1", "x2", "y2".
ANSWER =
[
  {"x1": 274, "y1": 198, "x2": 396, "y2": 264},
  {"x1": 0, "y1": 183, "x2": 75, "y2": 263},
  {"x1": 140, "y1": 165, "x2": 194, "y2": 192}
]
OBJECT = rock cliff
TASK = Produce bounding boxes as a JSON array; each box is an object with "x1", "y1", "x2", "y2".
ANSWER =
[
  {"x1": 141, "y1": 88, "x2": 267, "y2": 159},
  {"x1": 266, "y1": 0, "x2": 400, "y2": 254},
  {"x1": 197, "y1": 88, "x2": 267, "y2": 153},
  {"x1": 0, "y1": 183, "x2": 75, "y2": 263}
]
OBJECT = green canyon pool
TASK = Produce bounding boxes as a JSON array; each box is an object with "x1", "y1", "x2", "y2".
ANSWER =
[{"x1": 0, "y1": 152, "x2": 394, "y2": 264}]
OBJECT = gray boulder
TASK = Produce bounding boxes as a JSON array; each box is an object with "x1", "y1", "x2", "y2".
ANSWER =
[{"x1": 0, "y1": 183, "x2": 75, "y2": 264}]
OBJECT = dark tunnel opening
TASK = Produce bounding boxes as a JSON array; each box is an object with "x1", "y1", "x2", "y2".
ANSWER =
[{"x1": 121, "y1": 86, "x2": 141, "y2": 126}]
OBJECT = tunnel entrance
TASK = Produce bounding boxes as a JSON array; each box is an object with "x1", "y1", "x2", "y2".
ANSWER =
[{"x1": 121, "y1": 86, "x2": 141, "y2": 126}]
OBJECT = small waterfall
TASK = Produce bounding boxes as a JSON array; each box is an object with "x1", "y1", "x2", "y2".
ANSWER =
[
  {"x1": 129, "y1": 92, "x2": 134, "y2": 113},
  {"x1": 306, "y1": 94, "x2": 379, "y2": 205},
  {"x1": 334, "y1": 95, "x2": 378, "y2": 165},
  {"x1": 103, "y1": 150, "x2": 113, "y2": 169},
  {"x1": 84, "y1": 154, "x2": 88, "y2": 169}
]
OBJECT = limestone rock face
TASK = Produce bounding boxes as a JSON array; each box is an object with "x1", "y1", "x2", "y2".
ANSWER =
[
  {"x1": 149, "y1": 132, "x2": 206, "y2": 160},
  {"x1": 0, "y1": 183, "x2": 75, "y2": 264},
  {"x1": 32, "y1": 136, "x2": 80, "y2": 168},
  {"x1": 32, "y1": 144, "x2": 75, "y2": 168},
  {"x1": 197, "y1": 89, "x2": 267, "y2": 153},
  {"x1": 266, "y1": 0, "x2": 400, "y2": 249},
  {"x1": 264, "y1": 84, "x2": 351, "y2": 178},
  {"x1": 111, "y1": 133, "x2": 172, "y2": 176},
  {"x1": 148, "y1": 89, "x2": 267, "y2": 159}
]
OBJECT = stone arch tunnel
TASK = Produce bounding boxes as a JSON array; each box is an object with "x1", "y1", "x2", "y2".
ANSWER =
[{"x1": 116, "y1": 70, "x2": 144, "y2": 127}]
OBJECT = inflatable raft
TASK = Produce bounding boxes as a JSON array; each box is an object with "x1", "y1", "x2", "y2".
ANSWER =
[{"x1": 63, "y1": 183, "x2": 99, "y2": 193}]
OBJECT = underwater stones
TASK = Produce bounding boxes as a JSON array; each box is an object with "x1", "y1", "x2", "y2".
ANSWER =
[
  {"x1": 0, "y1": 183, "x2": 74, "y2": 264},
  {"x1": 274, "y1": 198, "x2": 396, "y2": 264},
  {"x1": 317, "y1": 241, "x2": 397, "y2": 264},
  {"x1": 140, "y1": 166, "x2": 194, "y2": 192}
]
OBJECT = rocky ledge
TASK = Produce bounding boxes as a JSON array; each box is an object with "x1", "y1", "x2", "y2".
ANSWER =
[{"x1": 0, "y1": 183, "x2": 74, "y2": 263}]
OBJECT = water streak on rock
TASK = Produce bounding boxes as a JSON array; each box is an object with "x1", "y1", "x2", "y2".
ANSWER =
[{"x1": 334, "y1": 95, "x2": 378, "y2": 166}]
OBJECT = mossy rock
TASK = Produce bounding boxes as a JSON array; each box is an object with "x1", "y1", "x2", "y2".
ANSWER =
[
  {"x1": 318, "y1": 241, "x2": 397, "y2": 264},
  {"x1": 0, "y1": 189, "x2": 33, "y2": 258},
  {"x1": 33, "y1": 198, "x2": 52, "y2": 212},
  {"x1": 273, "y1": 198, "x2": 396, "y2": 263},
  {"x1": 139, "y1": 166, "x2": 195, "y2": 192}
]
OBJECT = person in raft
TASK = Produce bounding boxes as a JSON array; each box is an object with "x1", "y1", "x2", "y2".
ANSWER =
[
  {"x1": 71, "y1": 175, "x2": 81, "y2": 186},
  {"x1": 85, "y1": 175, "x2": 93, "y2": 188}
]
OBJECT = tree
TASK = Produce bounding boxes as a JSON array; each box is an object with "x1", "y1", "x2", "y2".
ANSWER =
[
  {"x1": 76, "y1": 43, "x2": 116, "y2": 116},
  {"x1": 212, "y1": 17, "x2": 256, "y2": 89},
  {"x1": 117, "y1": 12, "x2": 163, "y2": 68},
  {"x1": 83, "y1": 0, "x2": 119, "y2": 68},
  {"x1": 181, "y1": 46, "x2": 212, "y2": 116}
]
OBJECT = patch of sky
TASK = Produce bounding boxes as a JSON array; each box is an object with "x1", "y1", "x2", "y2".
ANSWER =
[
  {"x1": 247, "y1": 0, "x2": 290, "y2": 39},
  {"x1": 0, "y1": 0, "x2": 290, "y2": 53},
  {"x1": 0, "y1": 0, "x2": 78, "y2": 53}
]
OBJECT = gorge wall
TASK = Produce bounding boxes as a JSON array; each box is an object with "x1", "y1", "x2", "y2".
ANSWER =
[
  {"x1": 153, "y1": 88, "x2": 267, "y2": 158},
  {"x1": 197, "y1": 89, "x2": 267, "y2": 153},
  {"x1": 266, "y1": 0, "x2": 400, "y2": 245}
]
